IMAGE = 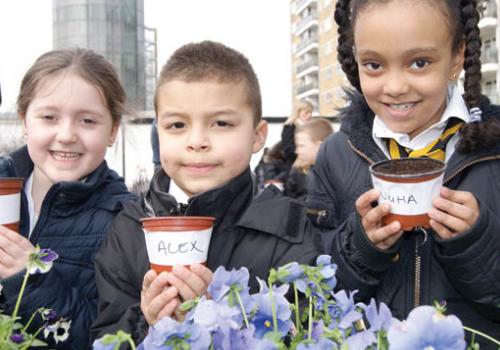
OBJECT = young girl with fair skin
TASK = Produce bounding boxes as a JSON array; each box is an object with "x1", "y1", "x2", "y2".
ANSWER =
[
  {"x1": 307, "y1": 0, "x2": 500, "y2": 345},
  {"x1": 0, "y1": 48, "x2": 135, "y2": 349}
]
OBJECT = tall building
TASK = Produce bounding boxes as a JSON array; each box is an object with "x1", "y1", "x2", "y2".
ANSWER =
[
  {"x1": 478, "y1": 0, "x2": 499, "y2": 103},
  {"x1": 290, "y1": 0, "x2": 346, "y2": 115},
  {"x1": 53, "y1": 0, "x2": 152, "y2": 110}
]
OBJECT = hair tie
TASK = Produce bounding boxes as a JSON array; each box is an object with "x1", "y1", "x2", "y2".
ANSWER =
[{"x1": 469, "y1": 107, "x2": 482, "y2": 123}]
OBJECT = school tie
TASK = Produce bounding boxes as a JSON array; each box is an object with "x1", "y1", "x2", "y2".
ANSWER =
[{"x1": 386, "y1": 118, "x2": 464, "y2": 161}]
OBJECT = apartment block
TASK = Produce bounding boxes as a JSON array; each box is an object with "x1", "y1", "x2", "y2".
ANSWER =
[
  {"x1": 479, "y1": 0, "x2": 499, "y2": 103},
  {"x1": 290, "y1": 0, "x2": 346, "y2": 116}
]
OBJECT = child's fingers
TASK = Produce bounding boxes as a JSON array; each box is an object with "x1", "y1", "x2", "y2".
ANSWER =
[
  {"x1": 168, "y1": 266, "x2": 209, "y2": 301},
  {"x1": 189, "y1": 264, "x2": 213, "y2": 286},
  {"x1": 356, "y1": 188, "x2": 380, "y2": 217},
  {"x1": 142, "y1": 270, "x2": 158, "y2": 292},
  {"x1": 433, "y1": 190, "x2": 479, "y2": 228},
  {"x1": 143, "y1": 271, "x2": 169, "y2": 300},
  {"x1": 361, "y1": 202, "x2": 391, "y2": 231},
  {"x1": 142, "y1": 287, "x2": 177, "y2": 325},
  {"x1": 428, "y1": 208, "x2": 469, "y2": 235},
  {"x1": 367, "y1": 221, "x2": 401, "y2": 247},
  {"x1": 378, "y1": 229, "x2": 404, "y2": 250},
  {"x1": 429, "y1": 219, "x2": 454, "y2": 240},
  {"x1": 155, "y1": 297, "x2": 180, "y2": 323}
]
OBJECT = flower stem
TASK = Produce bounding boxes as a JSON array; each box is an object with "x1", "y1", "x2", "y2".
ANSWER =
[
  {"x1": 463, "y1": 326, "x2": 500, "y2": 346},
  {"x1": 127, "y1": 336, "x2": 136, "y2": 350},
  {"x1": 22, "y1": 308, "x2": 42, "y2": 332},
  {"x1": 12, "y1": 269, "x2": 30, "y2": 321},
  {"x1": 307, "y1": 296, "x2": 313, "y2": 341},
  {"x1": 235, "y1": 290, "x2": 250, "y2": 328},
  {"x1": 20, "y1": 326, "x2": 44, "y2": 350},
  {"x1": 268, "y1": 280, "x2": 278, "y2": 332},
  {"x1": 293, "y1": 283, "x2": 300, "y2": 333}
]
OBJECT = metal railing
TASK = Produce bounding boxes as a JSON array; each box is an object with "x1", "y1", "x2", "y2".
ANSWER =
[
  {"x1": 296, "y1": 34, "x2": 319, "y2": 52},
  {"x1": 295, "y1": 11, "x2": 318, "y2": 33},
  {"x1": 296, "y1": 58, "x2": 319, "y2": 74},
  {"x1": 482, "y1": 47, "x2": 498, "y2": 64},
  {"x1": 297, "y1": 81, "x2": 319, "y2": 94}
]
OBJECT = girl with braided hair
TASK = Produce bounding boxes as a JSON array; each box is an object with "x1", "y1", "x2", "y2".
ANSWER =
[{"x1": 307, "y1": 0, "x2": 500, "y2": 346}]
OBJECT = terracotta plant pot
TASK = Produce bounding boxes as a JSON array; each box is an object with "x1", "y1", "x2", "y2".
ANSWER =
[
  {"x1": 141, "y1": 216, "x2": 215, "y2": 273},
  {"x1": 370, "y1": 158, "x2": 445, "y2": 231},
  {"x1": 0, "y1": 177, "x2": 23, "y2": 233}
]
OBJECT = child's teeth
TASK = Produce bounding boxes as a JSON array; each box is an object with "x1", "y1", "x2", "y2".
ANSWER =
[{"x1": 391, "y1": 103, "x2": 413, "y2": 110}]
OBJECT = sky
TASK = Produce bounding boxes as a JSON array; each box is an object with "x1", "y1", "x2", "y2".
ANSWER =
[{"x1": 0, "y1": 0, "x2": 293, "y2": 116}]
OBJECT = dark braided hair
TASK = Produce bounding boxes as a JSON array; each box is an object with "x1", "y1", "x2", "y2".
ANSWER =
[{"x1": 335, "y1": 0, "x2": 500, "y2": 153}]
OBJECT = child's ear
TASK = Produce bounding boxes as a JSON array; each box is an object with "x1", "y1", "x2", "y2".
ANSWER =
[
  {"x1": 108, "y1": 122, "x2": 120, "y2": 147},
  {"x1": 450, "y1": 41, "x2": 465, "y2": 79},
  {"x1": 252, "y1": 120, "x2": 268, "y2": 153}
]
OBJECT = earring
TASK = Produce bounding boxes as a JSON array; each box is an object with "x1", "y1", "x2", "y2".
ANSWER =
[{"x1": 451, "y1": 73, "x2": 458, "y2": 80}]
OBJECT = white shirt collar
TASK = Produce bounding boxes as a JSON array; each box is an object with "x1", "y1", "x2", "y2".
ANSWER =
[
  {"x1": 23, "y1": 172, "x2": 37, "y2": 238},
  {"x1": 372, "y1": 84, "x2": 470, "y2": 160},
  {"x1": 168, "y1": 179, "x2": 190, "y2": 204}
]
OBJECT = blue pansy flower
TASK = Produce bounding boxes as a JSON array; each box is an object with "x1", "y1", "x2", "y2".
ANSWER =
[
  {"x1": 329, "y1": 290, "x2": 363, "y2": 329},
  {"x1": 191, "y1": 298, "x2": 241, "y2": 331},
  {"x1": 275, "y1": 262, "x2": 304, "y2": 284},
  {"x1": 387, "y1": 305, "x2": 466, "y2": 350},
  {"x1": 208, "y1": 266, "x2": 252, "y2": 308},
  {"x1": 251, "y1": 278, "x2": 292, "y2": 338},
  {"x1": 316, "y1": 255, "x2": 337, "y2": 292},
  {"x1": 142, "y1": 316, "x2": 211, "y2": 350},
  {"x1": 346, "y1": 299, "x2": 394, "y2": 349},
  {"x1": 296, "y1": 337, "x2": 338, "y2": 350}
]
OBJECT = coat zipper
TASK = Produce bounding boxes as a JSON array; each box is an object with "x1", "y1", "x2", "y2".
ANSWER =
[{"x1": 414, "y1": 236, "x2": 422, "y2": 307}]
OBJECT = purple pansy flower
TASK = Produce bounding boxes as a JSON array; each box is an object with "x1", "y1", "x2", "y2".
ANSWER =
[
  {"x1": 28, "y1": 247, "x2": 59, "y2": 275},
  {"x1": 296, "y1": 338, "x2": 338, "y2": 350},
  {"x1": 10, "y1": 333, "x2": 25, "y2": 344}
]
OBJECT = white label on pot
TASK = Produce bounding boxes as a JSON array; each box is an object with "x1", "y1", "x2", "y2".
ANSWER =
[
  {"x1": 371, "y1": 174, "x2": 443, "y2": 215},
  {"x1": 0, "y1": 193, "x2": 21, "y2": 224},
  {"x1": 143, "y1": 228, "x2": 213, "y2": 266}
]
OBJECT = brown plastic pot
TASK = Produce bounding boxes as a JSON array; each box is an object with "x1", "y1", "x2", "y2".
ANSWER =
[
  {"x1": 370, "y1": 158, "x2": 445, "y2": 231},
  {"x1": 0, "y1": 178, "x2": 24, "y2": 233},
  {"x1": 141, "y1": 216, "x2": 215, "y2": 273}
]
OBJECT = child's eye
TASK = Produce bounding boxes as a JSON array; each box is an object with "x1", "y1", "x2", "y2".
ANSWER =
[
  {"x1": 214, "y1": 120, "x2": 232, "y2": 127},
  {"x1": 363, "y1": 62, "x2": 382, "y2": 71},
  {"x1": 41, "y1": 114, "x2": 55, "y2": 121},
  {"x1": 167, "y1": 121, "x2": 185, "y2": 130},
  {"x1": 82, "y1": 118, "x2": 97, "y2": 125},
  {"x1": 410, "y1": 59, "x2": 430, "y2": 69}
]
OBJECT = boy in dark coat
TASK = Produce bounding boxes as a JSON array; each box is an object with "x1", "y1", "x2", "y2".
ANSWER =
[{"x1": 91, "y1": 41, "x2": 321, "y2": 346}]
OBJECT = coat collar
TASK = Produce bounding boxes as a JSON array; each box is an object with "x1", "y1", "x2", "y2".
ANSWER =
[
  {"x1": 144, "y1": 168, "x2": 254, "y2": 225},
  {"x1": 339, "y1": 90, "x2": 500, "y2": 177}
]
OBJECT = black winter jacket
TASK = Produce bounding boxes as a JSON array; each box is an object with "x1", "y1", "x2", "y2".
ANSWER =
[
  {"x1": 91, "y1": 168, "x2": 321, "y2": 346},
  {"x1": 0, "y1": 146, "x2": 135, "y2": 349},
  {"x1": 307, "y1": 92, "x2": 500, "y2": 348}
]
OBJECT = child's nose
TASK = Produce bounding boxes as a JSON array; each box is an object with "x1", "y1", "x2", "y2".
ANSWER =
[
  {"x1": 55, "y1": 121, "x2": 78, "y2": 144},
  {"x1": 382, "y1": 71, "x2": 410, "y2": 97},
  {"x1": 187, "y1": 129, "x2": 210, "y2": 151}
]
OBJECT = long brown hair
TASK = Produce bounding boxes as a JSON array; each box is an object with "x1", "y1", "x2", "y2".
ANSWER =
[{"x1": 17, "y1": 48, "x2": 132, "y2": 126}]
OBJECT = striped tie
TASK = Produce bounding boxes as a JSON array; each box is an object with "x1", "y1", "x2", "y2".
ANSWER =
[{"x1": 386, "y1": 118, "x2": 464, "y2": 161}]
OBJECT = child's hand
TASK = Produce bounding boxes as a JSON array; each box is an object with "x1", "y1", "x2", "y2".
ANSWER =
[
  {"x1": 356, "y1": 189, "x2": 404, "y2": 250},
  {"x1": 429, "y1": 187, "x2": 480, "y2": 239},
  {"x1": 141, "y1": 270, "x2": 180, "y2": 325},
  {"x1": 167, "y1": 264, "x2": 213, "y2": 302},
  {"x1": 0, "y1": 225, "x2": 35, "y2": 279}
]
